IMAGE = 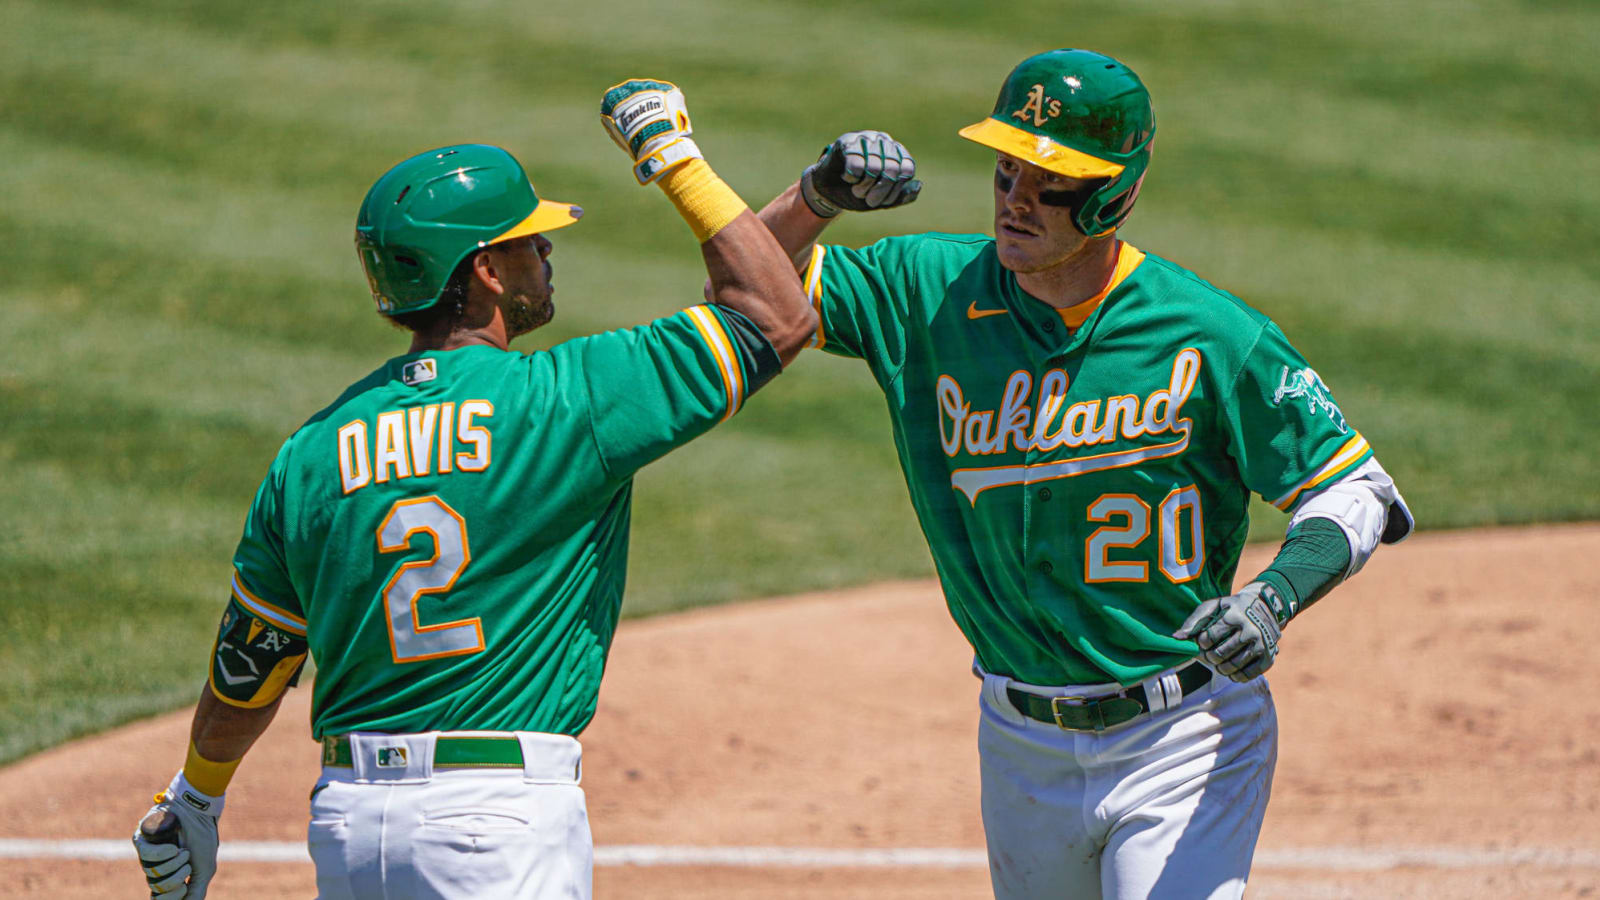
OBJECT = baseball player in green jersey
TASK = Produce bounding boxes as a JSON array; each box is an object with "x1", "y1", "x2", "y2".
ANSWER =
[
  {"x1": 756, "y1": 49, "x2": 1413, "y2": 898},
  {"x1": 130, "y1": 80, "x2": 813, "y2": 899}
]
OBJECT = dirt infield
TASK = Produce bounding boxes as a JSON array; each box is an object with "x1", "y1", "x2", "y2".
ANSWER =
[{"x1": 2, "y1": 524, "x2": 1597, "y2": 898}]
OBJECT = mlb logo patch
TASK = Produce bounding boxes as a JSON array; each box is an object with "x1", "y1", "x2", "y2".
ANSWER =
[
  {"x1": 402, "y1": 359, "x2": 437, "y2": 386},
  {"x1": 377, "y1": 746, "x2": 409, "y2": 768}
]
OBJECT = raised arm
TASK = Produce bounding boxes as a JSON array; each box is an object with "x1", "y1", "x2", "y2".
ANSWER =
[
  {"x1": 759, "y1": 131, "x2": 925, "y2": 274},
  {"x1": 600, "y1": 79, "x2": 814, "y2": 365}
]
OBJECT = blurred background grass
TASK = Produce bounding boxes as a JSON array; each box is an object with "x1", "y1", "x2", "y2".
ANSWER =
[{"x1": 2, "y1": 0, "x2": 1596, "y2": 763}]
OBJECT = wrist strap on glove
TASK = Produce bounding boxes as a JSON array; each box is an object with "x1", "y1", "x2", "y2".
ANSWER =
[
  {"x1": 634, "y1": 136, "x2": 703, "y2": 185},
  {"x1": 799, "y1": 165, "x2": 841, "y2": 218},
  {"x1": 161, "y1": 769, "x2": 226, "y2": 820}
]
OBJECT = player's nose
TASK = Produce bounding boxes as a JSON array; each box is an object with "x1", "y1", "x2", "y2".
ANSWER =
[{"x1": 1002, "y1": 176, "x2": 1037, "y2": 212}]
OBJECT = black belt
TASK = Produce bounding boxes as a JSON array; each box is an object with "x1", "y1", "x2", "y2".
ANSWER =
[{"x1": 1006, "y1": 662, "x2": 1213, "y2": 732}]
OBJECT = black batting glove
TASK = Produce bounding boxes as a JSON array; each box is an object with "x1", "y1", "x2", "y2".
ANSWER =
[{"x1": 800, "y1": 131, "x2": 922, "y2": 217}]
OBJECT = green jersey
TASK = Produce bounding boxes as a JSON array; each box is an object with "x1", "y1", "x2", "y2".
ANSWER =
[
  {"x1": 804, "y1": 234, "x2": 1372, "y2": 686},
  {"x1": 224, "y1": 304, "x2": 779, "y2": 738}
]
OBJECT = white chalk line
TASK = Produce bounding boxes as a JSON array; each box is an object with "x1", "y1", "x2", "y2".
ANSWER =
[{"x1": 2, "y1": 840, "x2": 1599, "y2": 870}]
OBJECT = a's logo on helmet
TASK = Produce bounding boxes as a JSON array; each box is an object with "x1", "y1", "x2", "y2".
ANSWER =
[{"x1": 1011, "y1": 83, "x2": 1063, "y2": 128}]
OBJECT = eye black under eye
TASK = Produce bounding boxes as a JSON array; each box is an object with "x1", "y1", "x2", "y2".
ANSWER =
[
  {"x1": 1038, "y1": 189, "x2": 1080, "y2": 208},
  {"x1": 995, "y1": 170, "x2": 1016, "y2": 193}
]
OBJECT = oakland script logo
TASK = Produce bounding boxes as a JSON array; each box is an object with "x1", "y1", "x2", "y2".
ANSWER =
[{"x1": 936, "y1": 348, "x2": 1202, "y2": 503}]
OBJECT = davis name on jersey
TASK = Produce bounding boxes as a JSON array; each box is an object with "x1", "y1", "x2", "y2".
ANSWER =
[{"x1": 336, "y1": 400, "x2": 494, "y2": 494}]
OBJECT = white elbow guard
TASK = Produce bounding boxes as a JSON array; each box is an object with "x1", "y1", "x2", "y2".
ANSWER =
[{"x1": 1288, "y1": 457, "x2": 1413, "y2": 576}]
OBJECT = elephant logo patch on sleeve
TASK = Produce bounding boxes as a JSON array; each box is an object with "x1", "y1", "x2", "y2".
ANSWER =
[{"x1": 1272, "y1": 366, "x2": 1348, "y2": 434}]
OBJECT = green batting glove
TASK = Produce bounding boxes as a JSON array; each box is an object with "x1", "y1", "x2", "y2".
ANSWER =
[
  {"x1": 800, "y1": 131, "x2": 923, "y2": 217},
  {"x1": 600, "y1": 78, "x2": 704, "y2": 185},
  {"x1": 1173, "y1": 582, "x2": 1291, "y2": 682}
]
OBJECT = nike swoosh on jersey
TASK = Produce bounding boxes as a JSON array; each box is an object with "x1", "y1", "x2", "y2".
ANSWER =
[{"x1": 967, "y1": 302, "x2": 1009, "y2": 320}]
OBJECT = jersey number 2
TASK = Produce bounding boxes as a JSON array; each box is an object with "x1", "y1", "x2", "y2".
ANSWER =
[{"x1": 377, "y1": 496, "x2": 485, "y2": 664}]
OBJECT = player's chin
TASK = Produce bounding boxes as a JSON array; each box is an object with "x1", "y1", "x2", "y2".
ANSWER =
[
  {"x1": 530, "y1": 298, "x2": 554, "y2": 330},
  {"x1": 995, "y1": 241, "x2": 1045, "y2": 274},
  {"x1": 505, "y1": 295, "x2": 553, "y2": 336}
]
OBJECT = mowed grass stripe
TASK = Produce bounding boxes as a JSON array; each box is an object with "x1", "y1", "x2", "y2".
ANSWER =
[
  {"x1": 0, "y1": 219, "x2": 375, "y2": 354},
  {"x1": 1152, "y1": 80, "x2": 1600, "y2": 212},
  {"x1": 780, "y1": 0, "x2": 1600, "y2": 137},
  {"x1": 0, "y1": 463, "x2": 234, "y2": 764},
  {"x1": 1124, "y1": 212, "x2": 1600, "y2": 364},
  {"x1": 1, "y1": 299, "x2": 370, "y2": 437},
  {"x1": 1155, "y1": 144, "x2": 1596, "y2": 278}
]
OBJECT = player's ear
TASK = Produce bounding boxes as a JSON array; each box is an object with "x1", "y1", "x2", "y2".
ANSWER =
[{"x1": 471, "y1": 250, "x2": 505, "y2": 296}]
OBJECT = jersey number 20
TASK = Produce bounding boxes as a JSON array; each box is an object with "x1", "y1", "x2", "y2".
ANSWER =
[
  {"x1": 377, "y1": 496, "x2": 485, "y2": 664},
  {"x1": 1084, "y1": 485, "x2": 1205, "y2": 584}
]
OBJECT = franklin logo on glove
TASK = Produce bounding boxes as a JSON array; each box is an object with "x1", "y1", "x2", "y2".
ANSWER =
[{"x1": 615, "y1": 97, "x2": 664, "y2": 133}]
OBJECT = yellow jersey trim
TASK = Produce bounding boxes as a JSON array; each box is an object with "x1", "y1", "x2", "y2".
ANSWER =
[
  {"x1": 1271, "y1": 432, "x2": 1372, "y2": 511},
  {"x1": 802, "y1": 244, "x2": 828, "y2": 350},
  {"x1": 685, "y1": 304, "x2": 745, "y2": 421}
]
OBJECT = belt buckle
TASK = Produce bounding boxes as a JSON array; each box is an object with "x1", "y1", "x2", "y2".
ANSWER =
[{"x1": 1049, "y1": 694, "x2": 1091, "y2": 730}]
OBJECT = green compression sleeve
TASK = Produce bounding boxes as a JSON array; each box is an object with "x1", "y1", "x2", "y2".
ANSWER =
[{"x1": 1252, "y1": 517, "x2": 1352, "y2": 622}]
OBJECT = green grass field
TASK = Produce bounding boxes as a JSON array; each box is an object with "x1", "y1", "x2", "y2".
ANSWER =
[{"x1": 2, "y1": 0, "x2": 1596, "y2": 764}]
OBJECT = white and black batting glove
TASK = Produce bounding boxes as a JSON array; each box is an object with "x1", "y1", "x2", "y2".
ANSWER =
[
  {"x1": 800, "y1": 131, "x2": 922, "y2": 217},
  {"x1": 600, "y1": 78, "x2": 703, "y2": 185},
  {"x1": 132, "y1": 772, "x2": 223, "y2": 898},
  {"x1": 1173, "y1": 582, "x2": 1294, "y2": 682}
]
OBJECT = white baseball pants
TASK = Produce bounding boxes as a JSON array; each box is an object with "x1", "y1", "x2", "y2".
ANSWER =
[
  {"x1": 976, "y1": 665, "x2": 1277, "y2": 899},
  {"x1": 307, "y1": 731, "x2": 592, "y2": 900}
]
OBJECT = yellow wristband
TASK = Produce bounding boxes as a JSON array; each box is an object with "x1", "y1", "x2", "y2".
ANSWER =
[
  {"x1": 183, "y1": 741, "x2": 242, "y2": 797},
  {"x1": 657, "y1": 159, "x2": 748, "y2": 243}
]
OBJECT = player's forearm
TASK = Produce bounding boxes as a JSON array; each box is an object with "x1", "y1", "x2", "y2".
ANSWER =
[
  {"x1": 1250, "y1": 517, "x2": 1352, "y2": 619},
  {"x1": 757, "y1": 181, "x2": 835, "y2": 274},
  {"x1": 696, "y1": 208, "x2": 816, "y2": 365},
  {"x1": 649, "y1": 159, "x2": 814, "y2": 365},
  {"x1": 183, "y1": 685, "x2": 285, "y2": 792}
]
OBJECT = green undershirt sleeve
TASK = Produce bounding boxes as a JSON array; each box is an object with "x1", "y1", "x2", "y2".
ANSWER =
[{"x1": 1251, "y1": 517, "x2": 1352, "y2": 621}]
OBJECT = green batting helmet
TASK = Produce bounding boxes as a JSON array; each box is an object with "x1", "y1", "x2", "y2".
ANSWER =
[
  {"x1": 959, "y1": 49, "x2": 1155, "y2": 237},
  {"x1": 355, "y1": 144, "x2": 582, "y2": 316}
]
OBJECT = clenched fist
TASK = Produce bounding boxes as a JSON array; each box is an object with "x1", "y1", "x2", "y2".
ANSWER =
[{"x1": 800, "y1": 131, "x2": 922, "y2": 217}]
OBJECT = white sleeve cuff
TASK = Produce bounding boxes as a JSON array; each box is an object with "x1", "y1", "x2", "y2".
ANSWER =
[{"x1": 1288, "y1": 456, "x2": 1413, "y2": 577}]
